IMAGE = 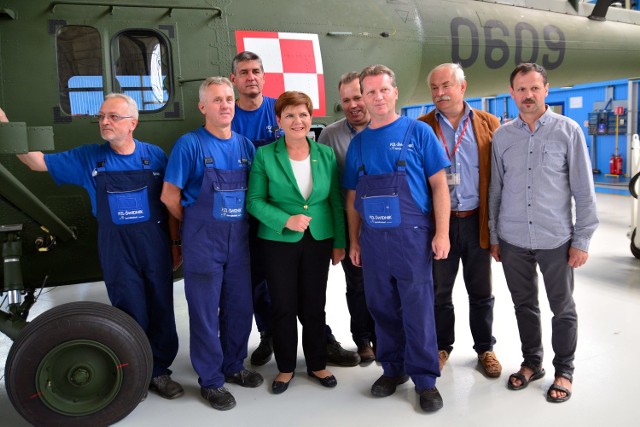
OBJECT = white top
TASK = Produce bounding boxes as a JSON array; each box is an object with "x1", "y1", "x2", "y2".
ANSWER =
[{"x1": 290, "y1": 155, "x2": 313, "y2": 200}]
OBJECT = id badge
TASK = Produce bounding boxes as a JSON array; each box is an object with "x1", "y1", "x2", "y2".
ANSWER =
[{"x1": 446, "y1": 173, "x2": 461, "y2": 186}]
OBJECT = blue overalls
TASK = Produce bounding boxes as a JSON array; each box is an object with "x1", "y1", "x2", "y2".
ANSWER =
[
  {"x1": 354, "y1": 122, "x2": 440, "y2": 391},
  {"x1": 94, "y1": 143, "x2": 178, "y2": 378},
  {"x1": 181, "y1": 130, "x2": 253, "y2": 388}
]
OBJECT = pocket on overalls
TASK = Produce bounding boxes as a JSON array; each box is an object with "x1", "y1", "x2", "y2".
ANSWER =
[
  {"x1": 211, "y1": 169, "x2": 247, "y2": 221},
  {"x1": 106, "y1": 186, "x2": 151, "y2": 225},
  {"x1": 361, "y1": 190, "x2": 401, "y2": 228}
]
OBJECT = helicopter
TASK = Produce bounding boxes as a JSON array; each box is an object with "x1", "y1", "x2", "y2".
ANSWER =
[{"x1": 1, "y1": 0, "x2": 639, "y2": 425}]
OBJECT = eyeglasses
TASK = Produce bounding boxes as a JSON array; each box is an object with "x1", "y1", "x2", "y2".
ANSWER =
[{"x1": 94, "y1": 113, "x2": 134, "y2": 122}]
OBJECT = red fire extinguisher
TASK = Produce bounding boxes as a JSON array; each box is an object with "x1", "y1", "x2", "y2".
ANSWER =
[
  {"x1": 610, "y1": 154, "x2": 623, "y2": 175},
  {"x1": 610, "y1": 106, "x2": 625, "y2": 175}
]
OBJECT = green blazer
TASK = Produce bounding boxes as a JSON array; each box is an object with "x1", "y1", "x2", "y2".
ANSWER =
[{"x1": 247, "y1": 137, "x2": 346, "y2": 248}]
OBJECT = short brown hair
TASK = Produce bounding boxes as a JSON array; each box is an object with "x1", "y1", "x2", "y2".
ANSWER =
[
  {"x1": 275, "y1": 91, "x2": 313, "y2": 118},
  {"x1": 510, "y1": 63, "x2": 548, "y2": 88},
  {"x1": 338, "y1": 71, "x2": 360, "y2": 91},
  {"x1": 359, "y1": 64, "x2": 397, "y2": 92}
]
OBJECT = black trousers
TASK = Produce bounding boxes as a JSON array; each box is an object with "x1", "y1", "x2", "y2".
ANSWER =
[
  {"x1": 249, "y1": 216, "x2": 271, "y2": 334},
  {"x1": 260, "y1": 232, "x2": 332, "y2": 373},
  {"x1": 433, "y1": 213, "x2": 496, "y2": 354},
  {"x1": 499, "y1": 239, "x2": 577, "y2": 376},
  {"x1": 341, "y1": 213, "x2": 376, "y2": 347}
]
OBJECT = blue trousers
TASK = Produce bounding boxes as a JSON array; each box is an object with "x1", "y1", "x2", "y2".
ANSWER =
[
  {"x1": 360, "y1": 226, "x2": 439, "y2": 390},
  {"x1": 182, "y1": 219, "x2": 253, "y2": 388},
  {"x1": 99, "y1": 225, "x2": 178, "y2": 379}
]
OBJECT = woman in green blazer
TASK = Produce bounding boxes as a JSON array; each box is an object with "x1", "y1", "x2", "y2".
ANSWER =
[{"x1": 246, "y1": 91, "x2": 345, "y2": 394}]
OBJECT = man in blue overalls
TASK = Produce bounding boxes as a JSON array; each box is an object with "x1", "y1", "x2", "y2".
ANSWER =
[
  {"x1": 161, "y1": 77, "x2": 261, "y2": 411},
  {"x1": 15, "y1": 93, "x2": 183, "y2": 400},
  {"x1": 343, "y1": 65, "x2": 451, "y2": 412}
]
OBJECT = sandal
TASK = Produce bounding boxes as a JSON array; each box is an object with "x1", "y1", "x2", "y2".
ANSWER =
[
  {"x1": 546, "y1": 372, "x2": 573, "y2": 403},
  {"x1": 507, "y1": 364, "x2": 545, "y2": 390}
]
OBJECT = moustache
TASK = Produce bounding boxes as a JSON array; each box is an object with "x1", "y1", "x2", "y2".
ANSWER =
[
  {"x1": 435, "y1": 95, "x2": 451, "y2": 102},
  {"x1": 523, "y1": 98, "x2": 536, "y2": 104}
]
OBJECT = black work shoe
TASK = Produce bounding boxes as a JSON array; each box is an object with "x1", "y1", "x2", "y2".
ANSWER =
[
  {"x1": 371, "y1": 374, "x2": 410, "y2": 397},
  {"x1": 251, "y1": 332, "x2": 273, "y2": 366},
  {"x1": 418, "y1": 387, "x2": 444, "y2": 412},
  {"x1": 201, "y1": 386, "x2": 236, "y2": 411},
  {"x1": 326, "y1": 340, "x2": 361, "y2": 366},
  {"x1": 225, "y1": 369, "x2": 264, "y2": 388},
  {"x1": 357, "y1": 342, "x2": 376, "y2": 363},
  {"x1": 149, "y1": 375, "x2": 184, "y2": 399}
]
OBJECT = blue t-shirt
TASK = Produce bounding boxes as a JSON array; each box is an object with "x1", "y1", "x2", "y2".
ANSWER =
[
  {"x1": 231, "y1": 96, "x2": 279, "y2": 148},
  {"x1": 44, "y1": 139, "x2": 167, "y2": 217},
  {"x1": 164, "y1": 127, "x2": 256, "y2": 207},
  {"x1": 343, "y1": 116, "x2": 450, "y2": 214}
]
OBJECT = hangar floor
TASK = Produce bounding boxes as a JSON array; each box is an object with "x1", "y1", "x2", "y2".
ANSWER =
[{"x1": 1, "y1": 193, "x2": 638, "y2": 427}]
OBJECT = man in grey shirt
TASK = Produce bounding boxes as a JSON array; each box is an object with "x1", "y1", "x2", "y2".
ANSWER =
[
  {"x1": 488, "y1": 63, "x2": 598, "y2": 403},
  {"x1": 318, "y1": 71, "x2": 376, "y2": 363}
]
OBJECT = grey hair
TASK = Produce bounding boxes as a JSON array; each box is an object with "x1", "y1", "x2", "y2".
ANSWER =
[
  {"x1": 199, "y1": 76, "x2": 234, "y2": 102},
  {"x1": 427, "y1": 63, "x2": 466, "y2": 87},
  {"x1": 104, "y1": 93, "x2": 139, "y2": 119},
  {"x1": 231, "y1": 51, "x2": 264, "y2": 74}
]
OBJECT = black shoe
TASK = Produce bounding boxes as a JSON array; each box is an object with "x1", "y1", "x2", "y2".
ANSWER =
[
  {"x1": 418, "y1": 387, "x2": 443, "y2": 412},
  {"x1": 371, "y1": 374, "x2": 410, "y2": 397},
  {"x1": 149, "y1": 375, "x2": 184, "y2": 399},
  {"x1": 200, "y1": 386, "x2": 236, "y2": 411},
  {"x1": 251, "y1": 332, "x2": 273, "y2": 366},
  {"x1": 326, "y1": 340, "x2": 360, "y2": 366},
  {"x1": 225, "y1": 369, "x2": 264, "y2": 388},
  {"x1": 272, "y1": 372, "x2": 295, "y2": 395},
  {"x1": 307, "y1": 370, "x2": 337, "y2": 388}
]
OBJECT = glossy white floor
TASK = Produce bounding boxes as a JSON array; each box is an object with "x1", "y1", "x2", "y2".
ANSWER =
[{"x1": 1, "y1": 193, "x2": 639, "y2": 427}]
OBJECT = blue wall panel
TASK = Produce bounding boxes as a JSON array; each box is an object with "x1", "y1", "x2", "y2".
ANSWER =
[{"x1": 401, "y1": 79, "x2": 638, "y2": 195}]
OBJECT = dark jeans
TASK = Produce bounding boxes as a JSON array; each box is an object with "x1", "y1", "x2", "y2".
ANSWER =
[
  {"x1": 499, "y1": 239, "x2": 577, "y2": 376},
  {"x1": 433, "y1": 213, "x2": 495, "y2": 354},
  {"x1": 342, "y1": 214, "x2": 376, "y2": 346},
  {"x1": 260, "y1": 233, "x2": 332, "y2": 373}
]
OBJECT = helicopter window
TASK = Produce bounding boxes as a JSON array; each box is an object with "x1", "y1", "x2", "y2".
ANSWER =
[
  {"x1": 112, "y1": 30, "x2": 170, "y2": 113},
  {"x1": 56, "y1": 26, "x2": 104, "y2": 116}
]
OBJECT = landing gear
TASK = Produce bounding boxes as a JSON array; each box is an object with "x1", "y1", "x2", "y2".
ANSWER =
[
  {"x1": 5, "y1": 301, "x2": 153, "y2": 426},
  {"x1": 632, "y1": 228, "x2": 640, "y2": 259}
]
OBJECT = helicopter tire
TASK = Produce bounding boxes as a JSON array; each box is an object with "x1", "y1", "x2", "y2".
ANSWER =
[
  {"x1": 632, "y1": 228, "x2": 640, "y2": 259},
  {"x1": 629, "y1": 171, "x2": 639, "y2": 199},
  {"x1": 5, "y1": 301, "x2": 152, "y2": 427}
]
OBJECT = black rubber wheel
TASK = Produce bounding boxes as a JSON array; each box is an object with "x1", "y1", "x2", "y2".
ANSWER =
[
  {"x1": 629, "y1": 171, "x2": 639, "y2": 199},
  {"x1": 5, "y1": 301, "x2": 153, "y2": 427},
  {"x1": 632, "y1": 228, "x2": 640, "y2": 259}
]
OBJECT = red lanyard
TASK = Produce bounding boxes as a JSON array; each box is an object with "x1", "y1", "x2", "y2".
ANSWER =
[{"x1": 437, "y1": 116, "x2": 470, "y2": 160}]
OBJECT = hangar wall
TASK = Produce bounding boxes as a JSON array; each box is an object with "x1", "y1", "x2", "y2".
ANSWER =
[{"x1": 402, "y1": 79, "x2": 640, "y2": 195}]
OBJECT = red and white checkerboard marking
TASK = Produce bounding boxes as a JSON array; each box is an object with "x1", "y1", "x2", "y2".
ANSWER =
[{"x1": 235, "y1": 31, "x2": 326, "y2": 116}]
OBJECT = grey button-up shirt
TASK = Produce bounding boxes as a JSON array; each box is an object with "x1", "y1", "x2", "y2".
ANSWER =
[{"x1": 488, "y1": 107, "x2": 598, "y2": 251}]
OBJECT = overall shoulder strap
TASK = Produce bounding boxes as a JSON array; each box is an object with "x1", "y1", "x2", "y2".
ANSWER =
[
  {"x1": 194, "y1": 128, "x2": 214, "y2": 169},
  {"x1": 397, "y1": 119, "x2": 416, "y2": 171}
]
